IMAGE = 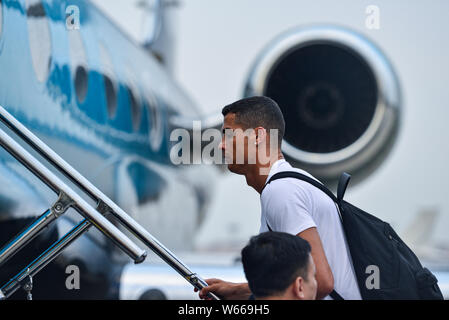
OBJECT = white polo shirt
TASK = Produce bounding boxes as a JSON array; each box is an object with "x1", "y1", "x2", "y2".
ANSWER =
[{"x1": 259, "y1": 159, "x2": 362, "y2": 300}]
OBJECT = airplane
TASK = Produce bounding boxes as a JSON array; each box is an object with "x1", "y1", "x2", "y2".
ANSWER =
[
  {"x1": 0, "y1": 0, "x2": 448, "y2": 300},
  {"x1": 0, "y1": 0, "x2": 225, "y2": 299}
]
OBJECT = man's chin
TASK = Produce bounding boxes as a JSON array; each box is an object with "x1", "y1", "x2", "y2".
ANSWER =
[{"x1": 227, "y1": 163, "x2": 245, "y2": 175}]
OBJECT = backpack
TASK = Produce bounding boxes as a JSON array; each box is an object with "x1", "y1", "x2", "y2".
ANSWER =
[{"x1": 265, "y1": 171, "x2": 444, "y2": 300}]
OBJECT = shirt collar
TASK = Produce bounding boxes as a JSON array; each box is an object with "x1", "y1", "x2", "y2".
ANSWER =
[{"x1": 264, "y1": 158, "x2": 287, "y2": 184}]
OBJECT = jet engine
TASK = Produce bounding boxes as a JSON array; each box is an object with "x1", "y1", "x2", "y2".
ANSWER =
[{"x1": 244, "y1": 26, "x2": 401, "y2": 183}]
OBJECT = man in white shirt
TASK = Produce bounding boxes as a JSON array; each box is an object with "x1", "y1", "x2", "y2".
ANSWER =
[
  {"x1": 198, "y1": 96, "x2": 361, "y2": 300},
  {"x1": 260, "y1": 159, "x2": 361, "y2": 300}
]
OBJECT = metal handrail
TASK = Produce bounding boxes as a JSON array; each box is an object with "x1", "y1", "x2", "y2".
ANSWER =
[{"x1": 0, "y1": 105, "x2": 218, "y2": 300}]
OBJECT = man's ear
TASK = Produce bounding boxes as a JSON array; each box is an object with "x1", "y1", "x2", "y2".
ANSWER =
[
  {"x1": 293, "y1": 276, "x2": 305, "y2": 299},
  {"x1": 255, "y1": 127, "x2": 267, "y2": 145}
]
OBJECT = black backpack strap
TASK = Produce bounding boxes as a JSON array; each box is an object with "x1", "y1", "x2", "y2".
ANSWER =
[
  {"x1": 264, "y1": 171, "x2": 338, "y2": 203},
  {"x1": 329, "y1": 290, "x2": 344, "y2": 300},
  {"x1": 263, "y1": 171, "x2": 349, "y2": 301},
  {"x1": 337, "y1": 172, "x2": 351, "y2": 203}
]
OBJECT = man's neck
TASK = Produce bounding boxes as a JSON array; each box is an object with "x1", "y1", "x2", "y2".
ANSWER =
[
  {"x1": 257, "y1": 293, "x2": 296, "y2": 300},
  {"x1": 245, "y1": 153, "x2": 284, "y2": 194}
]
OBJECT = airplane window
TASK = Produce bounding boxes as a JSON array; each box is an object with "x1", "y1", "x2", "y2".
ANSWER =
[
  {"x1": 74, "y1": 65, "x2": 88, "y2": 104},
  {"x1": 68, "y1": 29, "x2": 88, "y2": 104},
  {"x1": 127, "y1": 86, "x2": 141, "y2": 131},
  {"x1": 26, "y1": 0, "x2": 52, "y2": 83},
  {"x1": 147, "y1": 94, "x2": 163, "y2": 151},
  {"x1": 104, "y1": 75, "x2": 117, "y2": 118},
  {"x1": 99, "y1": 44, "x2": 117, "y2": 118}
]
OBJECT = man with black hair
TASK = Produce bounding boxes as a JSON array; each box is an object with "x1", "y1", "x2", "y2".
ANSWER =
[
  {"x1": 241, "y1": 232, "x2": 317, "y2": 300},
  {"x1": 198, "y1": 96, "x2": 361, "y2": 300}
]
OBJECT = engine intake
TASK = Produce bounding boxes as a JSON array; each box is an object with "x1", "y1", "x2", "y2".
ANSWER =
[{"x1": 245, "y1": 26, "x2": 401, "y2": 182}]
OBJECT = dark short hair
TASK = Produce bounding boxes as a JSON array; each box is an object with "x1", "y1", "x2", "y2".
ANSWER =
[
  {"x1": 222, "y1": 96, "x2": 285, "y2": 145},
  {"x1": 241, "y1": 232, "x2": 311, "y2": 298}
]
